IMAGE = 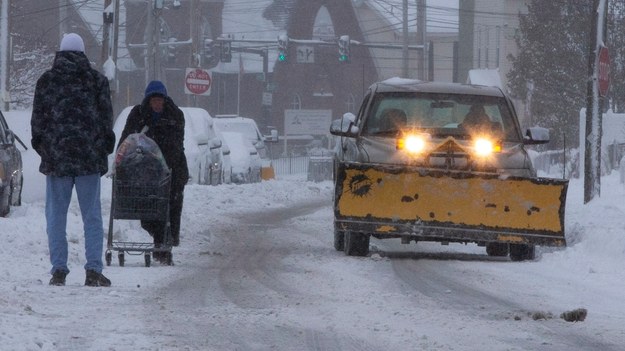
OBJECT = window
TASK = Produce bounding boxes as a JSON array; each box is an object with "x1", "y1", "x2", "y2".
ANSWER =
[
  {"x1": 290, "y1": 94, "x2": 301, "y2": 110},
  {"x1": 312, "y1": 6, "x2": 335, "y2": 41},
  {"x1": 345, "y1": 94, "x2": 356, "y2": 113},
  {"x1": 363, "y1": 92, "x2": 520, "y2": 141}
]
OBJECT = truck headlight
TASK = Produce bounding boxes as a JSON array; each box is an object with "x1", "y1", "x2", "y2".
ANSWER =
[
  {"x1": 473, "y1": 137, "x2": 501, "y2": 157},
  {"x1": 397, "y1": 133, "x2": 428, "y2": 154}
]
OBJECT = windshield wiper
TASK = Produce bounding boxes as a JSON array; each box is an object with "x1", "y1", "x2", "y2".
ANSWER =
[{"x1": 368, "y1": 130, "x2": 401, "y2": 136}]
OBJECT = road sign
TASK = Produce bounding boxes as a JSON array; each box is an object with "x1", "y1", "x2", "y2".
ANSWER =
[
  {"x1": 184, "y1": 68, "x2": 212, "y2": 96},
  {"x1": 598, "y1": 46, "x2": 610, "y2": 97},
  {"x1": 262, "y1": 92, "x2": 272, "y2": 106},
  {"x1": 284, "y1": 109, "x2": 332, "y2": 135},
  {"x1": 296, "y1": 46, "x2": 314, "y2": 63}
]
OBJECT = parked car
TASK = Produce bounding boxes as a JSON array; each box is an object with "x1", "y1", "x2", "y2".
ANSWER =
[
  {"x1": 213, "y1": 115, "x2": 277, "y2": 179},
  {"x1": 180, "y1": 107, "x2": 229, "y2": 185},
  {"x1": 111, "y1": 106, "x2": 228, "y2": 185},
  {"x1": 219, "y1": 131, "x2": 261, "y2": 184},
  {"x1": 0, "y1": 110, "x2": 24, "y2": 217}
]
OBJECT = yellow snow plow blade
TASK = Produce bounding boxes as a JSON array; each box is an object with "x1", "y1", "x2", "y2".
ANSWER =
[{"x1": 335, "y1": 162, "x2": 568, "y2": 246}]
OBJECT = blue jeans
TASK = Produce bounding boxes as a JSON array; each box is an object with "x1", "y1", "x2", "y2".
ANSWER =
[{"x1": 46, "y1": 174, "x2": 104, "y2": 274}]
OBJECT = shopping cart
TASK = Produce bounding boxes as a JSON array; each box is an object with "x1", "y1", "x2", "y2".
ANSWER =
[{"x1": 105, "y1": 173, "x2": 173, "y2": 267}]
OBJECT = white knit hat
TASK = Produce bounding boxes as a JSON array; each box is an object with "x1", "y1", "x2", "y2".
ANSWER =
[{"x1": 60, "y1": 33, "x2": 85, "y2": 52}]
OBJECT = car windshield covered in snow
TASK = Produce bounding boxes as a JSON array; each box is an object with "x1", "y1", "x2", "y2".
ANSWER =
[{"x1": 362, "y1": 91, "x2": 521, "y2": 142}]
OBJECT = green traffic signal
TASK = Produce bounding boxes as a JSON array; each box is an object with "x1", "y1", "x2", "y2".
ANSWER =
[
  {"x1": 339, "y1": 54, "x2": 349, "y2": 62},
  {"x1": 278, "y1": 52, "x2": 287, "y2": 61}
]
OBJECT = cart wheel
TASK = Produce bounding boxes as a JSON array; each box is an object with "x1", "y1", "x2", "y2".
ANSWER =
[
  {"x1": 105, "y1": 251, "x2": 112, "y2": 266},
  {"x1": 118, "y1": 252, "x2": 125, "y2": 267},
  {"x1": 164, "y1": 251, "x2": 173, "y2": 266},
  {"x1": 144, "y1": 253, "x2": 151, "y2": 267}
]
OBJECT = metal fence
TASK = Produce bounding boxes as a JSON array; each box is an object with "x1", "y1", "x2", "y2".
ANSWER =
[
  {"x1": 272, "y1": 156, "x2": 310, "y2": 176},
  {"x1": 271, "y1": 155, "x2": 334, "y2": 182}
]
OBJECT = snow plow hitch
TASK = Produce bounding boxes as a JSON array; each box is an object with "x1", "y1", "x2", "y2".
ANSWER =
[{"x1": 334, "y1": 162, "x2": 568, "y2": 247}]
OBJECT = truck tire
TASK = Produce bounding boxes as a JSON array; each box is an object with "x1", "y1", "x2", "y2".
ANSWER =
[
  {"x1": 334, "y1": 229, "x2": 345, "y2": 251},
  {"x1": 486, "y1": 242, "x2": 509, "y2": 257},
  {"x1": 0, "y1": 185, "x2": 9, "y2": 217},
  {"x1": 509, "y1": 244, "x2": 535, "y2": 261},
  {"x1": 344, "y1": 231, "x2": 369, "y2": 257}
]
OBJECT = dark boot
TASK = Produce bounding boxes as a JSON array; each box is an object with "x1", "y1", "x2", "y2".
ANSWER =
[
  {"x1": 49, "y1": 270, "x2": 67, "y2": 286},
  {"x1": 85, "y1": 270, "x2": 111, "y2": 287}
]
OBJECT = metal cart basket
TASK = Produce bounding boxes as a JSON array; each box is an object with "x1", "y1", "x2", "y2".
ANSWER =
[{"x1": 106, "y1": 173, "x2": 173, "y2": 267}]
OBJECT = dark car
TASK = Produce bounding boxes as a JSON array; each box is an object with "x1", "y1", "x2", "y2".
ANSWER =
[{"x1": 0, "y1": 110, "x2": 24, "y2": 217}]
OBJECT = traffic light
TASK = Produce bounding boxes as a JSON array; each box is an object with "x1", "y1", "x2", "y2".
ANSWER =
[
  {"x1": 203, "y1": 38, "x2": 219, "y2": 68},
  {"x1": 278, "y1": 34, "x2": 289, "y2": 62},
  {"x1": 220, "y1": 41, "x2": 232, "y2": 63},
  {"x1": 338, "y1": 35, "x2": 350, "y2": 63}
]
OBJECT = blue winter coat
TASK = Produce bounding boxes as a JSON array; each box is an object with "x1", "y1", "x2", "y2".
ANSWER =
[{"x1": 31, "y1": 51, "x2": 115, "y2": 177}]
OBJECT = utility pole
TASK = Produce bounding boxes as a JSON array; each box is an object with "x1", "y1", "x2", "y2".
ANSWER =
[
  {"x1": 153, "y1": 4, "x2": 162, "y2": 83},
  {"x1": 59, "y1": 0, "x2": 68, "y2": 37},
  {"x1": 190, "y1": 0, "x2": 199, "y2": 68},
  {"x1": 102, "y1": 0, "x2": 112, "y2": 64},
  {"x1": 188, "y1": 0, "x2": 199, "y2": 107},
  {"x1": 416, "y1": 0, "x2": 426, "y2": 80},
  {"x1": 102, "y1": 0, "x2": 120, "y2": 113},
  {"x1": 0, "y1": 0, "x2": 9, "y2": 111},
  {"x1": 113, "y1": 0, "x2": 120, "y2": 83},
  {"x1": 145, "y1": 1, "x2": 164, "y2": 84},
  {"x1": 584, "y1": 0, "x2": 608, "y2": 203},
  {"x1": 145, "y1": 2, "x2": 154, "y2": 84},
  {"x1": 402, "y1": 0, "x2": 408, "y2": 78}
]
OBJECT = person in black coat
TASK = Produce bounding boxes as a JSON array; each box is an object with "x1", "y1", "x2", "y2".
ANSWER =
[
  {"x1": 118, "y1": 80, "x2": 189, "y2": 259},
  {"x1": 31, "y1": 33, "x2": 115, "y2": 287}
]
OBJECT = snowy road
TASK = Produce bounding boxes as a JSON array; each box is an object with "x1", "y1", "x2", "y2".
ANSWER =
[
  {"x1": 147, "y1": 200, "x2": 383, "y2": 350},
  {"x1": 139, "y1": 179, "x2": 624, "y2": 351},
  {"x1": 6, "y1": 176, "x2": 625, "y2": 350}
]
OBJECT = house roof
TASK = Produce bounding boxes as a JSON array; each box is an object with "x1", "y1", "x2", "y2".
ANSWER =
[
  {"x1": 70, "y1": 0, "x2": 103, "y2": 40},
  {"x1": 361, "y1": 0, "x2": 458, "y2": 34},
  {"x1": 70, "y1": 0, "x2": 458, "y2": 74}
]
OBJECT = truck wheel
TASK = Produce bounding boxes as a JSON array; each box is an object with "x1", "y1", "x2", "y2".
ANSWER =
[
  {"x1": 344, "y1": 231, "x2": 369, "y2": 257},
  {"x1": 486, "y1": 242, "x2": 509, "y2": 257},
  {"x1": 334, "y1": 229, "x2": 345, "y2": 251},
  {"x1": 0, "y1": 186, "x2": 9, "y2": 217},
  {"x1": 509, "y1": 244, "x2": 535, "y2": 261}
]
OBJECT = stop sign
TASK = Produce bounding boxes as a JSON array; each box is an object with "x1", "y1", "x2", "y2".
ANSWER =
[
  {"x1": 598, "y1": 46, "x2": 610, "y2": 97},
  {"x1": 184, "y1": 68, "x2": 212, "y2": 96}
]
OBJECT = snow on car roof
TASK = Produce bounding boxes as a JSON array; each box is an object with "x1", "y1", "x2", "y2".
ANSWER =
[{"x1": 374, "y1": 78, "x2": 505, "y2": 97}]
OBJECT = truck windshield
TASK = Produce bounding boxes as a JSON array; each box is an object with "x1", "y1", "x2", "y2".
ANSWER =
[{"x1": 362, "y1": 92, "x2": 521, "y2": 142}]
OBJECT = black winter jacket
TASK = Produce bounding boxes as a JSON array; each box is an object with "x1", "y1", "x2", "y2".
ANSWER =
[
  {"x1": 31, "y1": 51, "x2": 115, "y2": 177},
  {"x1": 119, "y1": 96, "x2": 189, "y2": 193}
]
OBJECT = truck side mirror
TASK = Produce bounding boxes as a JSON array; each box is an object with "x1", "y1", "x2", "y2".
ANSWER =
[
  {"x1": 330, "y1": 113, "x2": 359, "y2": 137},
  {"x1": 524, "y1": 127, "x2": 550, "y2": 145}
]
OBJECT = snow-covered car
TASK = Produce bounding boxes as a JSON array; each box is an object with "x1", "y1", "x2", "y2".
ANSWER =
[
  {"x1": 218, "y1": 131, "x2": 261, "y2": 184},
  {"x1": 180, "y1": 107, "x2": 228, "y2": 185},
  {"x1": 213, "y1": 115, "x2": 276, "y2": 179},
  {"x1": 0, "y1": 110, "x2": 24, "y2": 217},
  {"x1": 111, "y1": 106, "x2": 227, "y2": 185}
]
